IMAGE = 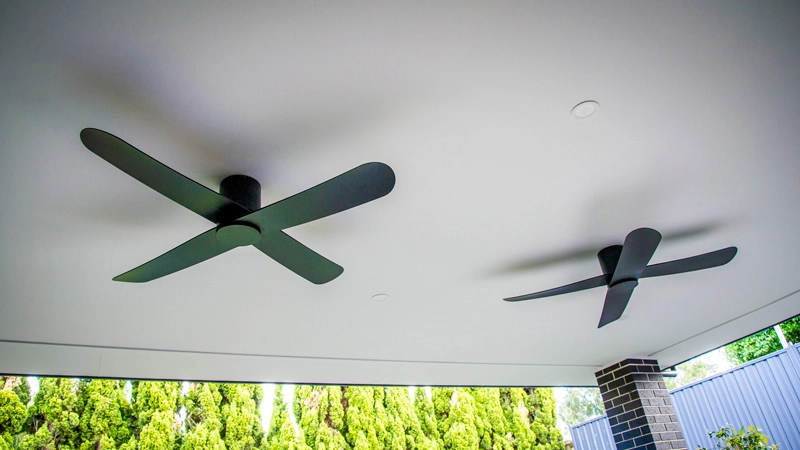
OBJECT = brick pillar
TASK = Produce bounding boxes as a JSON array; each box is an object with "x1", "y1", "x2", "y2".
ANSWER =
[{"x1": 595, "y1": 359, "x2": 686, "y2": 450}]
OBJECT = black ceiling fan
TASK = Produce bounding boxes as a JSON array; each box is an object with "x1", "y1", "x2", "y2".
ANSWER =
[
  {"x1": 504, "y1": 228, "x2": 737, "y2": 328},
  {"x1": 80, "y1": 128, "x2": 395, "y2": 284}
]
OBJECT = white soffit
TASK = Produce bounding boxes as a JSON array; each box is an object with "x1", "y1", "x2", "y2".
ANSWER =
[{"x1": 0, "y1": 2, "x2": 799, "y2": 386}]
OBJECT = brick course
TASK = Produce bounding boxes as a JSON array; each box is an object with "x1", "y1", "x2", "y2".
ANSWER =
[{"x1": 596, "y1": 359, "x2": 687, "y2": 450}]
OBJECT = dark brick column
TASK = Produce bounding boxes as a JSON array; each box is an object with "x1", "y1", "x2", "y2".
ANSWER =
[{"x1": 595, "y1": 359, "x2": 686, "y2": 450}]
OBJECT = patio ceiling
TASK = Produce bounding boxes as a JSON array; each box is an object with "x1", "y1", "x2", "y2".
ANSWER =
[{"x1": 1, "y1": 1, "x2": 799, "y2": 386}]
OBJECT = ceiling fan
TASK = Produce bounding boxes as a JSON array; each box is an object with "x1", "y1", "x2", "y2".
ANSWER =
[
  {"x1": 504, "y1": 228, "x2": 737, "y2": 328},
  {"x1": 80, "y1": 128, "x2": 395, "y2": 284}
]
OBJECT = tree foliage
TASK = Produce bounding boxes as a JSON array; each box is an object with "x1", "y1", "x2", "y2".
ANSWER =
[
  {"x1": 0, "y1": 378, "x2": 28, "y2": 449},
  {"x1": 1, "y1": 380, "x2": 564, "y2": 450},
  {"x1": 183, "y1": 383, "x2": 225, "y2": 450},
  {"x1": 664, "y1": 359, "x2": 718, "y2": 391},
  {"x1": 77, "y1": 379, "x2": 134, "y2": 450},
  {"x1": 725, "y1": 315, "x2": 800, "y2": 366},
  {"x1": 698, "y1": 426, "x2": 778, "y2": 450},
  {"x1": 556, "y1": 388, "x2": 604, "y2": 428},
  {"x1": 220, "y1": 384, "x2": 264, "y2": 450}
]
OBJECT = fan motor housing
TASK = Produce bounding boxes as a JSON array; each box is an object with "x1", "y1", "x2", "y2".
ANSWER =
[{"x1": 220, "y1": 175, "x2": 261, "y2": 211}]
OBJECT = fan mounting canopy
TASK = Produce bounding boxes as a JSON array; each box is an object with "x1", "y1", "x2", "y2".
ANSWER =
[{"x1": 216, "y1": 222, "x2": 261, "y2": 247}]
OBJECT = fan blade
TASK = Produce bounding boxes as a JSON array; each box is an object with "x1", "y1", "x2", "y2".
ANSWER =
[
  {"x1": 641, "y1": 247, "x2": 737, "y2": 279},
  {"x1": 81, "y1": 128, "x2": 250, "y2": 223},
  {"x1": 504, "y1": 275, "x2": 607, "y2": 302},
  {"x1": 598, "y1": 279, "x2": 639, "y2": 328},
  {"x1": 241, "y1": 163, "x2": 395, "y2": 232},
  {"x1": 253, "y1": 231, "x2": 344, "y2": 284},
  {"x1": 610, "y1": 228, "x2": 662, "y2": 285},
  {"x1": 113, "y1": 228, "x2": 236, "y2": 282}
]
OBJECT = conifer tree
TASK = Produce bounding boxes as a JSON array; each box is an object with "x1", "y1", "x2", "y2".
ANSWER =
[
  {"x1": 182, "y1": 383, "x2": 225, "y2": 450},
  {"x1": 441, "y1": 389, "x2": 479, "y2": 450},
  {"x1": 132, "y1": 380, "x2": 182, "y2": 450},
  {"x1": 293, "y1": 385, "x2": 320, "y2": 448},
  {"x1": 382, "y1": 388, "x2": 405, "y2": 449},
  {"x1": 500, "y1": 388, "x2": 536, "y2": 449},
  {"x1": 293, "y1": 386, "x2": 348, "y2": 450},
  {"x1": 525, "y1": 388, "x2": 563, "y2": 450},
  {"x1": 318, "y1": 386, "x2": 349, "y2": 450},
  {"x1": 0, "y1": 377, "x2": 29, "y2": 449},
  {"x1": 219, "y1": 384, "x2": 264, "y2": 450},
  {"x1": 371, "y1": 388, "x2": 390, "y2": 450},
  {"x1": 77, "y1": 379, "x2": 135, "y2": 450},
  {"x1": 413, "y1": 388, "x2": 440, "y2": 449},
  {"x1": 23, "y1": 378, "x2": 84, "y2": 449},
  {"x1": 343, "y1": 386, "x2": 381, "y2": 450},
  {"x1": 0, "y1": 377, "x2": 30, "y2": 406},
  {"x1": 265, "y1": 386, "x2": 287, "y2": 448},
  {"x1": 273, "y1": 416, "x2": 308, "y2": 450},
  {"x1": 385, "y1": 387, "x2": 433, "y2": 450},
  {"x1": 470, "y1": 388, "x2": 512, "y2": 450},
  {"x1": 431, "y1": 387, "x2": 453, "y2": 448},
  {"x1": 265, "y1": 385, "x2": 309, "y2": 450}
]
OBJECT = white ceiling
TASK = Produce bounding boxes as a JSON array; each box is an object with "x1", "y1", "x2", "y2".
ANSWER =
[{"x1": 1, "y1": 1, "x2": 799, "y2": 387}]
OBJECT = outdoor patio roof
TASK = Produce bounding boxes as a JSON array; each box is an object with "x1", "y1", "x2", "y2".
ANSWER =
[{"x1": 1, "y1": 1, "x2": 799, "y2": 386}]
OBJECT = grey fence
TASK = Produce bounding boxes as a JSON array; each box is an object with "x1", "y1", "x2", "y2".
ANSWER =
[{"x1": 570, "y1": 343, "x2": 800, "y2": 450}]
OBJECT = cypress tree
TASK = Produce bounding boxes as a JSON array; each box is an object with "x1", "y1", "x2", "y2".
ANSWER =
[
  {"x1": 265, "y1": 385, "x2": 309, "y2": 450},
  {"x1": 132, "y1": 381, "x2": 182, "y2": 450},
  {"x1": 500, "y1": 388, "x2": 536, "y2": 449},
  {"x1": 413, "y1": 388, "x2": 440, "y2": 449},
  {"x1": 316, "y1": 386, "x2": 348, "y2": 450},
  {"x1": 371, "y1": 388, "x2": 390, "y2": 450},
  {"x1": 293, "y1": 385, "x2": 320, "y2": 448},
  {"x1": 385, "y1": 387, "x2": 434, "y2": 450},
  {"x1": 525, "y1": 388, "x2": 563, "y2": 450},
  {"x1": 78, "y1": 379, "x2": 135, "y2": 450},
  {"x1": 0, "y1": 377, "x2": 30, "y2": 406},
  {"x1": 293, "y1": 386, "x2": 348, "y2": 450},
  {"x1": 431, "y1": 387, "x2": 453, "y2": 448},
  {"x1": 470, "y1": 388, "x2": 512, "y2": 450},
  {"x1": 343, "y1": 386, "x2": 380, "y2": 450},
  {"x1": 0, "y1": 377, "x2": 29, "y2": 449},
  {"x1": 265, "y1": 385, "x2": 287, "y2": 448},
  {"x1": 220, "y1": 384, "x2": 264, "y2": 450},
  {"x1": 182, "y1": 383, "x2": 225, "y2": 450},
  {"x1": 23, "y1": 378, "x2": 83, "y2": 449},
  {"x1": 441, "y1": 389, "x2": 479, "y2": 450}
]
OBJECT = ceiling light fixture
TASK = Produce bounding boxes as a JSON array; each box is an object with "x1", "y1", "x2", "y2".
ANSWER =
[
  {"x1": 371, "y1": 294, "x2": 390, "y2": 302},
  {"x1": 571, "y1": 100, "x2": 599, "y2": 119}
]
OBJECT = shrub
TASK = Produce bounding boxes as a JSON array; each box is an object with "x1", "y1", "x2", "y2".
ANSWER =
[{"x1": 697, "y1": 426, "x2": 778, "y2": 450}]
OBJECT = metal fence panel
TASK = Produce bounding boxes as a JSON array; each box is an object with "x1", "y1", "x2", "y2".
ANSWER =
[
  {"x1": 670, "y1": 343, "x2": 800, "y2": 449},
  {"x1": 570, "y1": 415, "x2": 615, "y2": 450},
  {"x1": 570, "y1": 343, "x2": 800, "y2": 450}
]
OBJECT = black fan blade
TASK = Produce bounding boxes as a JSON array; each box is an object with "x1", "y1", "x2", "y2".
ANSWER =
[
  {"x1": 241, "y1": 163, "x2": 395, "y2": 232},
  {"x1": 641, "y1": 247, "x2": 737, "y2": 279},
  {"x1": 504, "y1": 274, "x2": 608, "y2": 302},
  {"x1": 610, "y1": 228, "x2": 662, "y2": 285},
  {"x1": 81, "y1": 128, "x2": 250, "y2": 223},
  {"x1": 598, "y1": 279, "x2": 639, "y2": 328},
  {"x1": 253, "y1": 231, "x2": 344, "y2": 284},
  {"x1": 114, "y1": 229, "x2": 236, "y2": 282}
]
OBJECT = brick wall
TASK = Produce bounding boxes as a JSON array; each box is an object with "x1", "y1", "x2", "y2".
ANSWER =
[{"x1": 595, "y1": 359, "x2": 687, "y2": 450}]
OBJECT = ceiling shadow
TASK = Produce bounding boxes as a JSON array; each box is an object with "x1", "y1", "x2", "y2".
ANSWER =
[{"x1": 492, "y1": 220, "x2": 726, "y2": 276}]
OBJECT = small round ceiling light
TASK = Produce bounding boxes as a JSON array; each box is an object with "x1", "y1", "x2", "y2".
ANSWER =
[
  {"x1": 571, "y1": 100, "x2": 599, "y2": 119},
  {"x1": 371, "y1": 294, "x2": 390, "y2": 302}
]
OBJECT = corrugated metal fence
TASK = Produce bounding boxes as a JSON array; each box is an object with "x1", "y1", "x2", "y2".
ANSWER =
[{"x1": 570, "y1": 343, "x2": 800, "y2": 450}]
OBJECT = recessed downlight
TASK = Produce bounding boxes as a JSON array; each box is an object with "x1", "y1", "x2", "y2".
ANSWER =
[
  {"x1": 571, "y1": 100, "x2": 599, "y2": 119},
  {"x1": 371, "y1": 294, "x2": 390, "y2": 302}
]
